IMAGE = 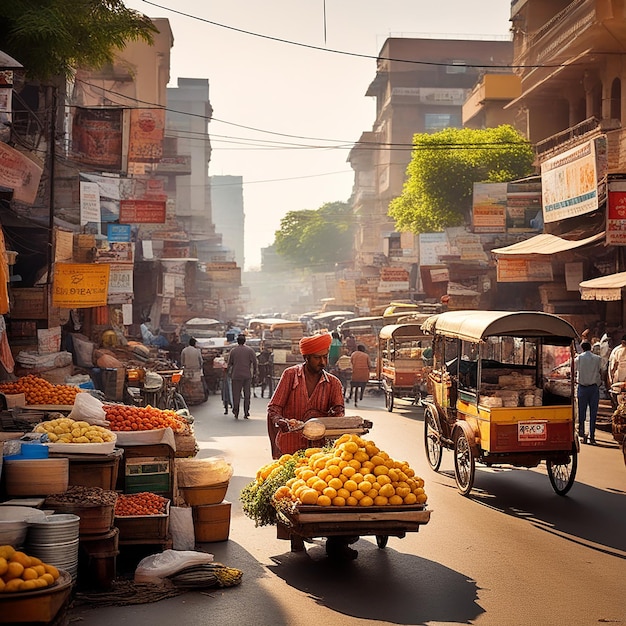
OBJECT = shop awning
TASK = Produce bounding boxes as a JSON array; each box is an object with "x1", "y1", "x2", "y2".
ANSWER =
[
  {"x1": 579, "y1": 272, "x2": 626, "y2": 301},
  {"x1": 492, "y1": 232, "x2": 605, "y2": 256}
]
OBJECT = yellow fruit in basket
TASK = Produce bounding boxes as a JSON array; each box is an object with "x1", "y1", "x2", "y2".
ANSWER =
[
  {"x1": 353, "y1": 450, "x2": 369, "y2": 463},
  {"x1": 304, "y1": 448, "x2": 321, "y2": 457},
  {"x1": 44, "y1": 564, "x2": 59, "y2": 580},
  {"x1": 403, "y1": 492, "x2": 417, "y2": 505},
  {"x1": 343, "y1": 480, "x2": 357, "y2": 493},
  {"x1": 332, "y1": 496, "x2": 346, "y2": 507},
  {"x1": 374, "y1": 465, "x2": 389, "y2": 476},
  {"x1": 4, "y1": 578, "x2": 22, "y2": 592},
  {"x1": 346, "y1": 496, "x2": 358, "y2": 506},
  {"x1": 312, "y1": 479, "x2": 327, "y2": 493},
  {"x1": 374, "y1": 495, "x2": 388, "y2": 506},
  {"x1": 365, "y1": 443, "x2": 379, "y2": 457},
  {"x1": 33, "y1": 565, "x2": 45, "y2": 577},
  {"x1": 0, "y1": 557, "x2": 7, "y2": 576},
  {"x1": 376, "y1": 474, "x2": 391, "y2": 486},
  {"x1": 352, "y1": 473, "x2": 364, "y2": 484},
  {"x1": 10, "y1": 551, "x2": 31, "y2": 568},
  {"x1": 305, "y1": 476, "x2": 318, "y2": 488},
  {"x1": 370, "y1": 455, "x2": 384, "y2": 466},
  {"x1": 379, "y1": 483, "x2": 395, "y2": 498},
  {"x1": 362, "y1": 460, "x2": 374, "y2": 472},
  {"x1": 337, "y1": 488, "x2": 350, "y2": 499},
  {"x1": 343, "y1": 441, "x2": 358, "y2": 454},
  {"x1": 359, "y1": 496, "x2": 374, "y2": 507},
  {"x1": 352, "y1": 490, "x2": 364, "y2": 501},
  {"x1": 4, "y1": 562, "x2": 24, "y2": 580},
  {"x1": 19, "y1": 579, "x2": 38, "y2": 591},
  {"x1": 389, "y1": 495, "x2": 404, "y2": 506},
  {"x1": 299, "y1": 489, "x2": 318, "y2": 505},
  {"x1": 0, "y1": 546, "x2": 15, "y2": 560},
  {"x1": 341, "y1": 466, "x2": 355, "y2": 478},
  {"x1": 340, "y1": 451, "x2": 353, "y2": 461},
  {"x1": 41, "y1": 573, "x2": 55, "y2": 585},
  {"x1": 348, "y1": 459, "x2": 361, "y2": 470},
  {"x1": 327, "y1": 465, "x2": 341, "y2": 478},
  {"x1": 359, "y1": 481, "x2": 372, "y2": 494},
  {"x1": 327, "y1": 477, "x2": 343, "y2": 490},
  {"x1": 323, "y1": 487, "x2": 337, "y2": 500},
  {"x1": 316, "y1": 468, "x2": 330, "y2": 481},
  {"x1": 22, "y1": 567, "x2": 38, "y2": 581},
  {"x1": 364, "y1": 473, "x2": 377, "y2": 484},
  {"x1": 317, "y1": 495, "x2": 331, "y2": 506}
]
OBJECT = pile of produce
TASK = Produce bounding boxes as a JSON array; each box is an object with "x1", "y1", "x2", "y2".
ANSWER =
[
  {"x1": 45, "y1": 485, "x2": 118, "y2": 507},
  {"x1": 275, "y1": 434, "x2": 427, "y2": 508},
  {"x1": 34, "y1": 417, "x2": 115, "y2": 444},
  {"x1": 0, "y1": 375, "x2": 81, "y2": 405},
  {"x1": 103, "y1": 404, "x2": 187, "y2": 433},
  {"x1": 0, "y1": 545, "x2": 61, "y2": 593},
  {"x1": 115, "y1": 492, "x2": 169, "y2": 516},
  {"x1": 168, "y1": 563, "x2": 243, "y2": 589},
  {"x1": 241, "y1": 434, "x2": 428, "y2": 526}
]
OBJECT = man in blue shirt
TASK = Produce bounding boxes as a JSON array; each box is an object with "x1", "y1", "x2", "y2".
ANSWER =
[{"x1": 575, "y1": 340, "x2": 602, "y2": 445}]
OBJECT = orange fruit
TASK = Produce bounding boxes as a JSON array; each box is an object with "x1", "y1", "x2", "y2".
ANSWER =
[
  {"x1": 22, "y1": 567, "x2": 38, "y2": 581},
  {"x1": 317, "y1": 495, "x2": 331, "y2": 506},
  {"x1": 4, "y1": 561, "x2": 24, "y2": 580},
  {"x1": 0, "y1": 557, "x2": 7, "y2": 576},
  {"x1": 9, "y1": 551, "x2": 31, "y2": 568}
]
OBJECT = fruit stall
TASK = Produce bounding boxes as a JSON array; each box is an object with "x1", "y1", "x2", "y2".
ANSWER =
[
  {"x1": 241, "y1": 433, "x2": 431, "y2": 558},
  {"x1": 0, "y1": 374, "x2": 236, "y2": 623}
]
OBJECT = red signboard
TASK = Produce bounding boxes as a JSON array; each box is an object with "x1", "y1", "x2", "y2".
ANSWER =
[{"x1": 119, "y1": 199, "x2": 166, "y2": 223}]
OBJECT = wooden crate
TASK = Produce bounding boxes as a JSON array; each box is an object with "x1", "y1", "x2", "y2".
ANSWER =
[
  {"x1": 115, "y1": 500, "x2": 170, "y2": 543},
  {"x1": 192, "y1": 501, "x2": 231, "y2": 542}
]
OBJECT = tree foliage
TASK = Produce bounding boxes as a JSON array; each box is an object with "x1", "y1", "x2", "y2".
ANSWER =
[
  {"x1": 388, "y1": 125, "x2": 534, "y2": 233},
  {"x1": 274, "y1": 201, "x2": 354, "y2": 270},
  {"x1": 0, "y1": 0, "x2": 157, "y2": 80}
]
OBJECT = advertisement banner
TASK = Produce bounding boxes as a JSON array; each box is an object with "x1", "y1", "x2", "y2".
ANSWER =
[
  {"x1": 472, "y1": 182, "x2": 507, "y2": 233},
  {"x1": 541, "y1": 140, "x2": 598, "y2": 223},
  {"x1": 0, "y1": 141, "x2": 43, "y2": 204},
  {"x1": 419, "y1": 232, "x2": 449, "y2": 266},
  {"x1": 54, "y1": 229, "x2": 74, "y2": 262},
  {"x1": 119, "y1": 199, "x2": 166, "y2": 223},
  {"x1": 72, "y1": 108, "x2": 123, "y2": 169},
  {"x1": 107, "y1": 263, "x2": 133, "y2": 296},
  {"x1": 128, "y1": 108, "x2": 165, "y2": 163},
  {"x1": 52, "y1": 263, "x2": 110, "y2": 308},
  {"x1": 79, "y1": 181, "x2": 101, "y2": 227},
  {"x1": 496, "y1": 258, "x2": 553, "y2": 283},
  {"x1": 607, "y1": 180, "x2": 626, "y2": 245},
  {"x1": 107, "y1": 224, "x2": 132, "y2": 242}
]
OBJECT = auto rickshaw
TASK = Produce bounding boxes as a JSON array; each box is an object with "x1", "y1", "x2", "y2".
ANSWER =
[
  {"x1": 420, "y1": 310, "x2": 579, "y2": 496},
  {"x1": 377, "y1": 321, "x2": 433, "y2": 412}
]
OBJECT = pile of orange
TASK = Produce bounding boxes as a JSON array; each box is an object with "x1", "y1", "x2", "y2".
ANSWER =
[
  {"x1": 115, "y1": 492, "x2": 169, "y2": 516},
  {"x1": 103, "y1": 404, "x2": 187, "y2": 433},
  {"x1": 0, "y1": 375, "x2": 81, "y2": 406},
  {"x1": 274, "y1": 434, "x2": 427, "y2": 508},
  {"x1": 0, "y1": 545, "x2": 60, "y2": 593}
]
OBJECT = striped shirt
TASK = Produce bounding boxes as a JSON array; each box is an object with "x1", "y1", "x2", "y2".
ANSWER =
[{"x1": 267, "y1": 363, "x2": 345, "y2": 458}]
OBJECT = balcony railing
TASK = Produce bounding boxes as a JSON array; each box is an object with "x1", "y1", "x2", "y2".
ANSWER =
[{"x1": 535, "y1": 117, "x2": 601, "y2": 158}]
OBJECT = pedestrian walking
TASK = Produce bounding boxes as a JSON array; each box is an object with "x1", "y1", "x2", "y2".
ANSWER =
[
  {"x1": 575, "y1": 340, "x2": 602, "y2": 445},
  {"x1": 227, "y1": 334, "x2": 258, "y2": 419},
  {"x1": 349, "y1": 344, "x2": 372, "y2": 408}
]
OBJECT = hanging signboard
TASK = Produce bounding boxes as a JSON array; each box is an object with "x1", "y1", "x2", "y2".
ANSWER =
[
  {"x1": 541, "y1": 139, "x2": 598, "y2": 223},
  {"x1": 0, "y1": 140, "x2": 43, "y2": 204},
  {"x1": 79, "y1": 181, "x2": 101, "y2": 228},
  {"x1": 472, "y1": 182, "x2": 507, "y2": 233},
  {"x1": 128, "y1": 108, "x2": 165, "y2": 163},
  {"x1": 107, "y1": 224, "x2": 132, "y2": 242},
  {"x1": 72, "y1": 108, "x2": 123, "y2": 169},
  {"x1": 107, "y1": 263, "x2": 133, "y2": 304},
  {"x1": 52, "y1": 263, "x2": 110, "y2": 308},
  {"x1": 607, "y1": 179, "x2": 626, "y2": 245},
  {"x1": 119, "y1": 199, "x2": 166, "y2": 223},
  {"x1": 496, "y1": 258, "x2": 553, "y2": 283}
]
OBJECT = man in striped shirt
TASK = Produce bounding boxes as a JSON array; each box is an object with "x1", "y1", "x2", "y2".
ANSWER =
[{"x1": 267, "y1": 333, "x2": 345, "y2": 460}]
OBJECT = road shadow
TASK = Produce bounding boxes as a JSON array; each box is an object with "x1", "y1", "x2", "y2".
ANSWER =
[
  {"x1": 440, "y1": 465, "x2": 626, "y2": 556},
  {"x1": 269, "y1": 542, "x2": 483, "y2": 625}
]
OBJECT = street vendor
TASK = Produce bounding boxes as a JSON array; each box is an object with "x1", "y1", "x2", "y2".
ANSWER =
[
  {"x1": 268, "y1": 332, "x2": 359, "y2": 559},
  {"x1": 267, "y1": 333, "x2": 345, "y2": 460}
]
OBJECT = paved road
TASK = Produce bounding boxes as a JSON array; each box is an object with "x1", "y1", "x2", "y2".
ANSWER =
[{"x1": 70, "y1": 388, "x2": 626, "y2": 626}]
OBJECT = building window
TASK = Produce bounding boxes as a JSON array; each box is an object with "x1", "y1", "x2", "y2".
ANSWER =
[{"x1": 425, "y1": 113, "x2": 462, "y2": 132}]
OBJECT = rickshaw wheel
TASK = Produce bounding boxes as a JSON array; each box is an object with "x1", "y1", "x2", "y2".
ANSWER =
[
  {"x1": 424, "y1": 406, "x2": 443, "y2": 471},
  {"x1": 385, "y1": 390, "x2": 394, "y2": 412},
  {"x1": 453, "y1": 430, "x2": 475, "y2": 496},
  {"x1": 376, "y1": 535, "x2": 388, "y2": 549},
  {"x1": 546, "y1": 446, "x2": 578, "y2": 496}
]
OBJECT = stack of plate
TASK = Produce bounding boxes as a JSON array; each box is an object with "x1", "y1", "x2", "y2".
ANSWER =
[{"x1": 26, "y1": 514, "x2": 80, "y2": 581}]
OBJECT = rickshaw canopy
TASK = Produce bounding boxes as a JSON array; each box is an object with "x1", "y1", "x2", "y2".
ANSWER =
[
  {"x1": 379, "y1": 323, "x2": 429, "y2": 341},
  {"x1": 420, "y1": 310, "x2": 577, "y2": 343}
]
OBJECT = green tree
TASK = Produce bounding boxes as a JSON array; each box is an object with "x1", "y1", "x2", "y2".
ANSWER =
[
  {"x1": 274, "y1": 201, "x2": 354, "y2": 270},
  {"x1": 0, "y1": 0, "x2": 157, "y2": 80},
  {"x1": 388, "y1": 125, "x2": 534, "y2": 233}
]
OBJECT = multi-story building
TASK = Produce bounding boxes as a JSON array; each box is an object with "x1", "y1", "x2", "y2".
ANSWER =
[
  {"x1": 348, "y1": 37, "x2": 513, "y2": 311},
  {"x1": 491, "y1": 0, "x2": 626, "y2": 329},
  {"x1": 210, "y1": 175, "x2": 244, "y2": 268}
]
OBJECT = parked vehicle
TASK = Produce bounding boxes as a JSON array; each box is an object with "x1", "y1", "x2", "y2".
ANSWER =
[
  {"x1": 377, "y1": 322, "x2": 433, "y2": 412},
  {"x1": 421, "y1": 310, "x2": 579, "y2": 496}
]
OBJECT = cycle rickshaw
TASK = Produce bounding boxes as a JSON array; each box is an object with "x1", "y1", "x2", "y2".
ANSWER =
[{"x1": 421, "y1": 310, "x2": 579, "y2": 496}]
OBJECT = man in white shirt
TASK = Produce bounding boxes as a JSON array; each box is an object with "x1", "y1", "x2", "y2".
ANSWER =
[{"x1": 575, "y1": 340, "x2": 602, "y2": 444}]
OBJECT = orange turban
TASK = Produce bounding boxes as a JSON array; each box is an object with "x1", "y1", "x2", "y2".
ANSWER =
[{"x1": 299, "y1": 333, "x2": 332, "y2": 355}]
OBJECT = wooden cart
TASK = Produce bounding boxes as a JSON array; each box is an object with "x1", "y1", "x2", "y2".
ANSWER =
[{"x1": 276, "y1": 504, "x2": 431, "y2": 554}]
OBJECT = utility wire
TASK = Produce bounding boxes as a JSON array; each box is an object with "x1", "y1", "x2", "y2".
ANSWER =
[{"x1": 141, "y1": 0, "x2": 583, "y2": 70}]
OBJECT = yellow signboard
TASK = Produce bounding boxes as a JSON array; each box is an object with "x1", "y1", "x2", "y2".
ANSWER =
[{"x1": 53, "y1": 263, "x2": 110, "y2": 308}]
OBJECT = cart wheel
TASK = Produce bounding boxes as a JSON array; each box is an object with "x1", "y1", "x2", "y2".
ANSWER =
[
  {"x1": 385, "y1": 390, "x2": 394, "y2": 412},
  {"x1": 424, "y1": 406, "x2": 443, "y2": 472},
  {"x1": 376, "y1": 535, "x2": 388, "y2": 549},
  {"x1": 454, "y1": 430, "x2": 475, "y2": 496},
  {"x1": 547, "y1": 445, "x2": 578, "y2": 496}
]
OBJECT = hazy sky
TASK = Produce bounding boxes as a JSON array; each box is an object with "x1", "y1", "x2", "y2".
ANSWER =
[{"x1": 125, "y1": 1, "x2": 511, "y2": 269}]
